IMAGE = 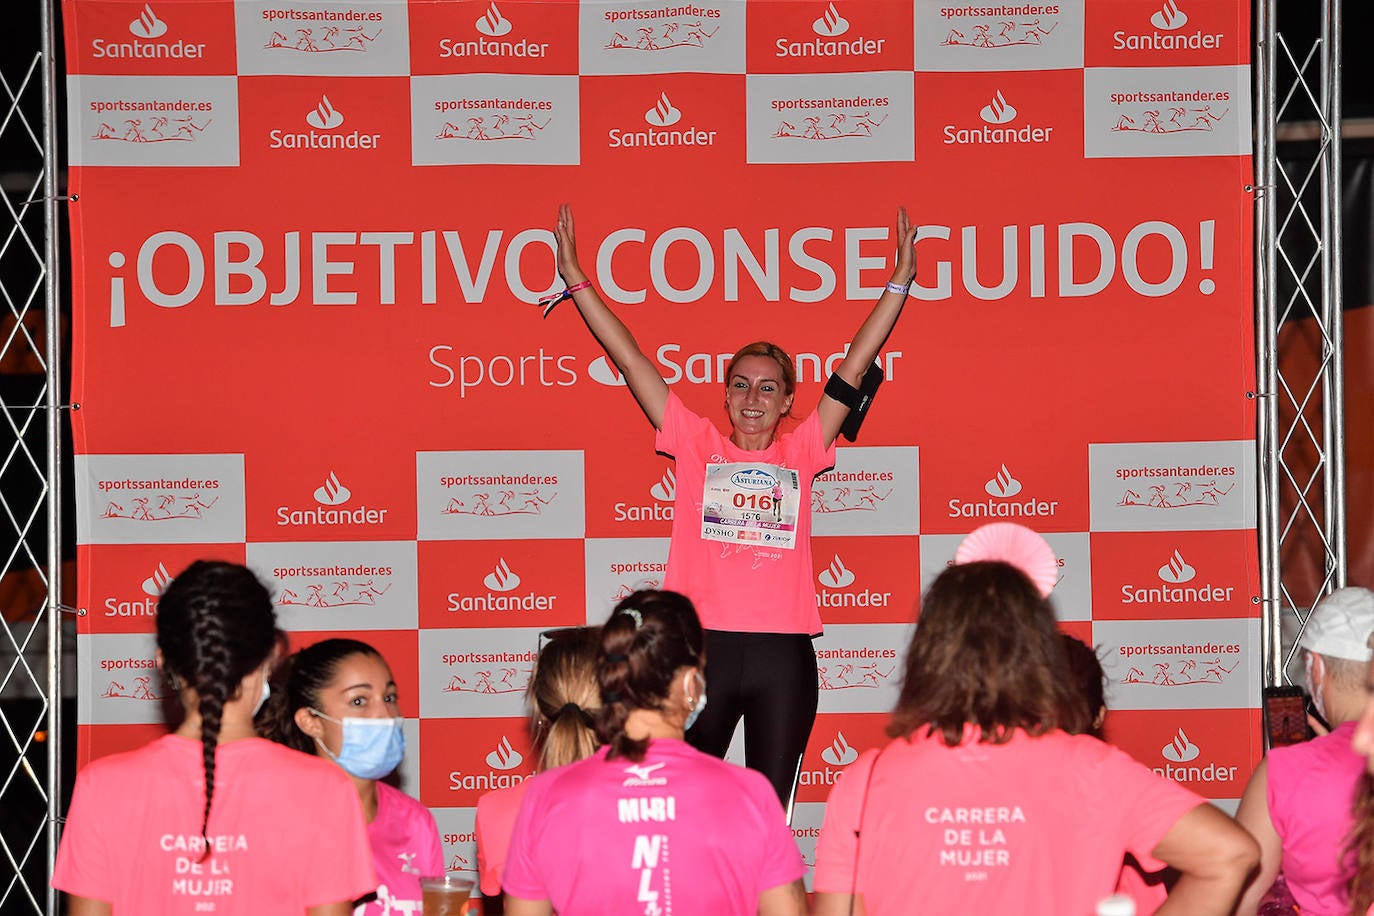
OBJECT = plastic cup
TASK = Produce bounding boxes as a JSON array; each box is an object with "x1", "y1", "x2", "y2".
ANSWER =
[{"x1": 420, "y1": 873, "x2": 473, "y2": 916}]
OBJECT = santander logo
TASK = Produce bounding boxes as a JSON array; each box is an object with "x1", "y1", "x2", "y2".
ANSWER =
[
  {"x1": 812, "y1": 3, "x2": 850, "y2": 37},
  {"x1": 129, "y1": 3, "x2": 168, "y2": 39},
  {"x1": 644, "y1": 92, "x2": 682, "y2": 128},
  {"x1": 142, "y1": 562, "x2": 172, "y2": 596},
  {"x1": 305, "y1": 95, "x2": 345, "y2": 130},
  {"x1": 475, "y1": 1, "x2": 513, "y2": 37},
  {"x1": 485, "y1": 735, "x2": 523, "y2": 770},
  {"x1": 1150, "y1": 0, "x2": 1188, "y2": 30},
  {"x1": 985, "y1": 464, "x2": 1023, "y2": 498},
  {"x1": 818, "y1": 555, "x2": 856, "y2": 589},
  {"x1": 650, "y1": 468, "x2": 676, "y2": 502},
  {"x1": 820, "y1": 731, "x2": 858, "y2": 766},
  {"x1": 587, "y1": 357, "x2": 627, "y2": 386},
  {"x1": 483, "y1": 558, "x2": 521, "y2": 592},
  {"x1": 1161, "y1": 727, "x2": 1200, "y2": 762},
  {"x1": 979, "y1": 91, "x2": 1017, "y2": 125},
  {"x1": 314, "y1": 472, "x2": 352, "y2": 506},
  {"x1": 1157, "y1": 549, "x2": 1197, "y2": 584}
]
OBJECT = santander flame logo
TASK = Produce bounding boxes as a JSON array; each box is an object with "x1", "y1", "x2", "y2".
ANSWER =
[
  {"x1": 142, "y1": 562, "x2": 172, "y2": 596},
  {"x1": 812, "y1": 3, "x2": 850, "y2": 38},
  {"x1": 129, "y1": 3, "x2": 168, "y2": 39},
  {"x1": 818, "y1": 555, "x2": 856, "y2": 589},
  {"x1": 1150, "y1": 0, "x2": 1188, "y2": 30},
  {"x1": 306, "y1": 95, "x2": 345, "y2": 130},
  {"x1": 313, "y1": 472, "x2": 351, "y2": 506},
  {"x1": 1157, "y1": 550, "x2": 1197, "y2": 584},
  {"x1": 1161, "y1": 727, "x2": 1200, "y2": 763},
  {"x1": 979, "y1": 91, "x2": 1017, "y2": 125},
  {"x1": 644, "y1": 92, "x2": 682, "y2": 128},
  {"x1": 587, "y1": 356, "x2": 628, "y2": 387},
  {"x1": 475, "y1": 2, "x2": 513, "y2": 37},
  {"x1": 485, "y1": 735, "x2": 524, "y2": 770},
  {"x1": 650, "y1": 468, "x2": 676, "y2": 502},
  {"x1": 984, "y1": 464, "x2": 1023, "y2": 498},
  {"x1": 821, "y1": 731, "x2": 858, "y2": 766},
  {"x1": 483, "y1": 558, "x2": 521, "y2": 592}
]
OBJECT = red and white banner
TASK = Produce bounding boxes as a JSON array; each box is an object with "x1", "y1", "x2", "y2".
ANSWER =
[{"x1": 64, "y1": 0, "x2": 1259, "y2": 885}]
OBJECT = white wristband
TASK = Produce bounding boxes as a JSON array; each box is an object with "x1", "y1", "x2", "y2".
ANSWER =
[{"x1": 885, "y1": 281, "x2": 910, "y2": 295}]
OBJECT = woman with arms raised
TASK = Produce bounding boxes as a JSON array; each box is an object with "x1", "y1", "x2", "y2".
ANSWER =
[{"x1": 551, "y1": 204, "x2": 917, "y2": 810}]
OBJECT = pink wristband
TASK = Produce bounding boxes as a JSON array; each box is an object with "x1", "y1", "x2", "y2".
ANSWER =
[{"x1": 538, "y1": 280, "x2": 592, "y2": 317}]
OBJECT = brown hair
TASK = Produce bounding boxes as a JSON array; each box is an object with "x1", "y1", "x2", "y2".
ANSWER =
[
  {"x1": 594, "y1": 590, "x2": 704, "y2": 763},
  {"x1": 725, "y1": 341, "x2": 796, "y2": 398},
  {"x1": 889, "y1": 561, "x2": 1090, "y2": 745},
  {"x1": 530, "y1": 627, "x2": 602, "y2": 770},
  {"x1": 257, "y1": 638, "x2": 386, "y2": 756},
  {"x1": 1349, "y1": 774, "x2": 1374, "y2": 913},
  {"x1": 1060, "y1": 633, "x2": 1107, "y2": 739}
]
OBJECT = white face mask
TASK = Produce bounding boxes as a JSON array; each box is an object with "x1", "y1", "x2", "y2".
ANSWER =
[{"x1": 252, "y1": 676, "x2": 270, "y2": 718}]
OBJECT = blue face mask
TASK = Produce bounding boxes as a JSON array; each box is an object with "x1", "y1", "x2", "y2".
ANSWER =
[
  {"x1": 684, "y1": 672, "x2": 707, "y2": 732},
  {"x1": 312, "y1": 710, "x2": 405, "y2": 780}
]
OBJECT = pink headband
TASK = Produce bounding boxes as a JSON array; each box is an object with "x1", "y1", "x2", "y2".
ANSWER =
[{"x1": 953, "y1": 522, "x2": 1058, "y2": 598}]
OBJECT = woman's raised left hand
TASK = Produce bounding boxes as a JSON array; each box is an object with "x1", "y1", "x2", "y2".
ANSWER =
[{"x1": 892, "y1": 206, "x2": 917, "y2": 285}]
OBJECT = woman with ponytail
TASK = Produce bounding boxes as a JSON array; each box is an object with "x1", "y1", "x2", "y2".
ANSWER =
[
  {"x1": 259, "y1": 637, "x2": 442, "y2": 916},
  {"x1": 52, "y1": 560, "x2": 376, "y2": 915},
  {"x1": 501, "y1": 590, "x2": 807, "y2": 916},
  {"x1": 476, "y1": 627, "x2": 602, "y2": 902}
]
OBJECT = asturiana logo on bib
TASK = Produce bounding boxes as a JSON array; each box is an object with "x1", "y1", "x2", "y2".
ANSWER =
[
  {"x1": 774, "y1": 2, "x2": 888, "y2": 58},
  {"x1": 608, "y1": 93, "x2": 719, "y2": 149},
  {"x1": 1113, "y1": 1, "x2": 1224, "y2": 51},
  {"x1": 448, "y1": 561, "x2": 558, "y2": 612},
  {"x1": 270, "y1": 95, "x2": 381, "y2": 150},
  {"x1": 944, "y1": 91, "x2": 1055, "y2": 146},
  {"x1": 1119, "y1": 550, "x2": 1235, "y2": 605},
  {"x1": 277, "y1": 472, "x2": 389, "y2": 527},
  {"x1": 615, "y1": 469, "x2": 676, "y2": 522},
  {"x1": 732, "y1": 468, "x2": 776, "y2": 490},
  {"x1": 947, "y1": 463, "x2": 1060, "y2": 519},
  {"x1": 436, "y1": 1, "x2": 551, "y2": 58},
  {"x1": 1153, "y1": 727, "x2": 1237, "y2": 783},
  {"x1": 816, "y1": 555, "x2": 892, "y2": 609},
  {"x1": 91, "y1": 3, "x2": 208, "y2": 60}
]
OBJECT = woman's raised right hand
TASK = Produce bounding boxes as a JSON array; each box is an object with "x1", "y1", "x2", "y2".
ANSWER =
[{"x1": 555, "y1": 203, "x2": 587, "y2": 285}]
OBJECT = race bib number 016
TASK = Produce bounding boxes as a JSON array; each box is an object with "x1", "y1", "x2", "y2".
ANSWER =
[{"x1": 701, "y1": 463, "x2": 801, "y2": 549}]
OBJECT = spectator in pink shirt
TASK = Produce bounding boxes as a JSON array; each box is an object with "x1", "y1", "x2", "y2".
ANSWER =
[
  {"x1": 502, "y1": 590, "x2": 807, "y2": 916},
  {"x1": 476, "y1": 626, "x2": 602, "y2": 902},
  {"x1": 812, "y1": 560, "x2": 1258, "y2": 916}
]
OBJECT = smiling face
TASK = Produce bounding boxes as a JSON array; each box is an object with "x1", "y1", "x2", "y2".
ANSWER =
[
  {"x1": 725, "y1": 354, "x2": 794, "y2": 443},
  {"x1": 294, "y1": 651, "x2": 399, "y2": 759}
]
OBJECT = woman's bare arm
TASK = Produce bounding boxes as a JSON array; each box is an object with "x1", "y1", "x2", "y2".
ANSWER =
[
  {"x1": 556, "y1": 203, "x2": 669, "y2": 429},
  {"x1": 816, "y1": 207, "x2": 918, "y2": 447},
  {"x1": 1152, "y1": 802, "x2": 1260, "y2": 916}
]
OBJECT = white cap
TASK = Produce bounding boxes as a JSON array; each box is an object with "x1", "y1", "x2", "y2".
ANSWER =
[{"x1": 1299, "y1": 587, "x2": 1374, "y2": 661}]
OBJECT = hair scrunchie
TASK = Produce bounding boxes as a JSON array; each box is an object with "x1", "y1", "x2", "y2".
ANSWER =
[{"x1": 553, "y1": 701, "x2": 597, "y2": 728}]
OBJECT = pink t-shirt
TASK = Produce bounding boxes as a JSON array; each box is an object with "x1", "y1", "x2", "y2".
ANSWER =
[
  {"x1": 53, "y1": 734, "x2": 376, "y2": 914},
  {"x1": 357, "y1": 782, "x2": 445, "y2": 916},
  {"x1": 655, "y1": 391, "x2": 835, "y2": 635},
  {"x1": 475, "y1": 779, "x2": 530, "y2": 897},
  {"x1": 503, "y1": 738, "x2": 805, "y2": 914},
  {"x1": 813, "y1": 729, "x2": 1205, "y2": 915},
  {"x1": 1266, "y1": 720, "x2": 1365, "y2": 915}
]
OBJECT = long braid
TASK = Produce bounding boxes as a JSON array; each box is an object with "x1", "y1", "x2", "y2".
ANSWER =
[
  {"x1": 157, "y1": 561, "x2": 275, "y2": 863},
  {"x1": 1348, "y1": 774, "x2": 1374, "y2": 913}
]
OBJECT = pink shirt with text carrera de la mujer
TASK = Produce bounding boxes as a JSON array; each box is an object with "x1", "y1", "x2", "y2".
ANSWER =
[
  {"x1": 813, "y1": 729, "x2": 1205, "y2": 916},
  {"x1": 53, "y1": 734, "x2": 377, "y2": 914},
  {"x1": 502, "y1": 739, "x2": 805, "y2": 915},
  {"x1": 656, "y1": 391, "x2": 835, "y2": 635}
]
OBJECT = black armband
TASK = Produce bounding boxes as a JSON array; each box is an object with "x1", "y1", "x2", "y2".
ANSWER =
[
  {"x1": 824, "y1": 372, "x2": 862, "y2": 408},
  {"x1": 838, "y1": 363, "x2": 883, "y2": 443}
]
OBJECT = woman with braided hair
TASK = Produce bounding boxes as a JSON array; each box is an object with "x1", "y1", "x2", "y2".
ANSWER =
[
  {"x1": 502, "y1": 590, "x2": 807, "y2": 916},
  {"x1": 53, "y1": 561, "x2": 376, "y2": 915},
  {"x1": 476, "y1": 626, "x2": 602, "y2": 900}
]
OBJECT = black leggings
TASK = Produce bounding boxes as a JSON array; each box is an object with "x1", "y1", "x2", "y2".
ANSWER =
[{"x1": 686, "y1": 630, "x2": 818, "y2": 814}]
